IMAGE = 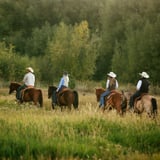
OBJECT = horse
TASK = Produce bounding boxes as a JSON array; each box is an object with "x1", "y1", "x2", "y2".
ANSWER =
[
  {"x1": 95, "y1": 88, "x2": 127, "y2": 115},
  {"x1": 48, "y1": 86, "x2": 79, "y2": 111},
  {"x1": 134, "y1": 93, "x2": 158, "y2": 118},
  {"x1": 9, "y1": 82, "x2": 43, "y2": 107}
]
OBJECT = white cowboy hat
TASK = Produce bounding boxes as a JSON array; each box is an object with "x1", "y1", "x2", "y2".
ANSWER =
[
  {"x1": 107, "y1": 72, "x2": 116, "y2": 78},
  {"x1": 26, "y1": 67, "x2": 34, "y2": 73},
  {"x1": 139, "y1": 72, "x2": 149, "y2": 78}
]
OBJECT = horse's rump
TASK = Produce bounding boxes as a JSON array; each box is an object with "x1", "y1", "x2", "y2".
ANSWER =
[
  {"x1": 21, "y1": 87, "x2": 43, "y2": 107},
  {"x1": 134, "y1": 94, "x2": 157, "y2": 117},
  {"x1": 48, "y1": 86, "x2": 78, "y2": 110},
  {"x1": 58, "y1": 88, "x2": 71, "y2": 97},
  {"x1": 58, "y1": 89, "x2": 79, "y2": 109},
  {"x1": 106, "y1": 92, "x2": 127, "y2": 114},
  {"x1": 95, "y1": 87, "x2": 127, "y2": 114}
]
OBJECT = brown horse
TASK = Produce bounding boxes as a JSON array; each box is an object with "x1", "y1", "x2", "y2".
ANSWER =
[
  {"x1": 9, "y1": 82, "x2": 43, "y2": 107},
  {"x1": 95, "y1": 88, "x2": 127, "y2": 115},
  {"x1": 134, "y1": 94, "x2": 157, "y2": 118},
  {"x1": 48, "y1": 86, "x2": 79, "y2": 111}
]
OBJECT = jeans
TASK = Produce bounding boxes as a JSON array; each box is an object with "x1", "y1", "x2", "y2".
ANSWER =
[
  {"x1": 129, "y1": 91, "x2": 141, "y2": 108},
  {"x1": 52, "y1": 90, "x2": 57, "y2": 104},
  {"x1": 100, "y1": 90, "x2": 110, "y2": 107},
  {"x1": 16, "y1": 84, "x2": 27, "y2": 100},
  {"x1": 52, "y1": 86, "x2": 67, "y2": 104}
]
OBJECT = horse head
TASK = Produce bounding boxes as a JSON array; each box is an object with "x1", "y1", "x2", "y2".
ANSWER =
[
  {"x1": 95, "y1": 87, "x2": 105, "y2": 102},
  {"x1": 9, "y1": 82, "x2": 21, "y2": 94},
  {"x1": 48, "y1": 86, "x2": 57, "y2": 99}
]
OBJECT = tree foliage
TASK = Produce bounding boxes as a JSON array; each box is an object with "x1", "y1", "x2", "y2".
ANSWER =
[
  {"x1": 0, "y1": 0, "x2": 160, "y2": 85},
  {"x1": 0, "y1": 42, "x2": 36, "y2": 82},
  {"x1": 40, "y1": 21, "x2": 100, "y2": 83}
]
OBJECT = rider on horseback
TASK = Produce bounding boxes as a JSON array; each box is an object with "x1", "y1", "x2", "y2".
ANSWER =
[
  {"x1": 52, "y1": 71, "x2": 69, "y2": 105},
  {"x1": 99, "y1": 72, "x2": 119, "y2": 108},
  {"x1": 16, "y1": 67, "x2": 35, "y2": 101},
  {"x1": 129, "y1": 71, "x2": 150, "y2": 109}
]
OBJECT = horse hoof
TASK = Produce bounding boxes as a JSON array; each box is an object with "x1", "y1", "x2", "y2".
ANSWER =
[{"x1": 52, "y1": 103, "x2": 55, "y2": 109}]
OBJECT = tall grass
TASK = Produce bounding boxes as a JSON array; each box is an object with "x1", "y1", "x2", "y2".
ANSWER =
[{"x1": 0, "y1": 87, "x2": 160, "y2": 160}]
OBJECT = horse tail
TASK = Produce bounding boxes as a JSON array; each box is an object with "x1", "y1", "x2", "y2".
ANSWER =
[
  {"x1": 73, "y1": 90, "x2": 79, "y2": 109},
  {"x1": 121, "y1": 94, "x2": 127, "y2": 114},
  {"x1": 151, "y1": 98, "x2": 157, "y2": 115},
  {"x1": 38, "y1": 89, "x2": 43, "y2": 107}
]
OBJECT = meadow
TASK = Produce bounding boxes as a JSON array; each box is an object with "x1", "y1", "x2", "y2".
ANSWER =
[{"x1": 0, "y1": 85, "x2": 160, "y2": 160}]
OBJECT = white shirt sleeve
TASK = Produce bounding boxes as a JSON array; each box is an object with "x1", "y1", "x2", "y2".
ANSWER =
[
  {"x1": 115, "y1": 80, "x2": 118, "y2": 89},
  {"x1": 106, "y1": 79, "x2": 110, "y2": 89},
  {"x1": 136, "y1": 80, "x2": 142, "y2": 90}
]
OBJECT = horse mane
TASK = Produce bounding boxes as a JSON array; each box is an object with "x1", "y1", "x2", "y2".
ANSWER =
[
  {"x1": 49, "y1": 86, "x2": 57, "y2": 90},
  {"x1": 11, "y1": 81, "x2": 22, "y2": 85}
]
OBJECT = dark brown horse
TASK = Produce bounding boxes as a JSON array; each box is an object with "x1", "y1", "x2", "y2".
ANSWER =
[
  {"x1": 9, "y1": 82, "x2": 43, "y2": 107},
  {"x1": 48, "y1": 86, "x2": 79, "y2": 111},
  {"x1": 95, "y1": 88, "x2": 127, "y2": 115}
]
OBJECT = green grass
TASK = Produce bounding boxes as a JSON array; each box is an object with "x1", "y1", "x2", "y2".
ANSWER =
[{"x1": 0, "y1": 88, "x2": 160, "y2": 160}]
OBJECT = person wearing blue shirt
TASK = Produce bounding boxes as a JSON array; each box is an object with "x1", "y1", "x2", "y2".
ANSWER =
[
  {"x1": 56, "y1": 72, "x2": 69, "y2": 92},
  {"x1": 52, "y1": 71, "x2": 69, "y2": 105}
]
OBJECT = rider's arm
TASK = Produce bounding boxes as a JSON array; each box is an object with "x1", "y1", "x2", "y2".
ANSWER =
[
  {"x1": 136, "y1": 80, "x2": 142, "y2": 90},
  {"x1": 56, "y1": 78, "x2": 64, "y2": 92},
  {"x1": 115, "y1": 80, "x2": 118, "y2": 89},
  {"x1": 106, "y1": 79, "x2": 110, "y2": 89}
]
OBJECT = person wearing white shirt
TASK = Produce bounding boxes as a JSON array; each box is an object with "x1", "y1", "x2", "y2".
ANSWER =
[
  {"x1": 99, "y1": 72, "x2": 118, "y2": 108},
  {"x1": 129, "y1": 72, "x2": 150, "y2": 109},
  {"x1": 16, "y1": 67, "x2": 35, "y2": 100}
]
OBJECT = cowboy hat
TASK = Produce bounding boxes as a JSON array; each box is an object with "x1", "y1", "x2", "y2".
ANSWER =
[
  {"x1": 139, "y1": 72, "x2": 149, "y2": 78},
  {"x1": 26, "y1": 67, "x2": 34, "y2": 73},
  {"x1": 107, "y1": 72, "x2": 116, "y2": 78}
]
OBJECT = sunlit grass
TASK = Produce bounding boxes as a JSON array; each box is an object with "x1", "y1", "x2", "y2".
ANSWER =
[{"x1": 0, "y1": 88, "x2": 160, "y2": 160}]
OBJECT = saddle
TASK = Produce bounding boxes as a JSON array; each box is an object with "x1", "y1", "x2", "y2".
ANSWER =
[
  {"x1": 55, "y1": 88, "x2": 71, "y2": 105},
  {"x1": 58, "y1": 88, "x2": 70, "y2": 96},
  {"x1": 134, "y1": 93, "x2": 148, "y2": 106},
  {"x1": 107, "y1": 90, "x2": 121, "y2": 99},
  {"x1": 21, "y1": 87, "x2": 35, "y2": 100}
]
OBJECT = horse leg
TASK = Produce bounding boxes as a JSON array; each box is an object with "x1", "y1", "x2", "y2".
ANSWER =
[
  {"x1": 116, "y1": 104, "x2": 122, "y2": 115},
  {"x1": 68, "y1": 104, "x2": 72, "y2": 110},
  {"x1": 52, "y1": 103, "x2": 55, "y2": 109},
  {"x1": 60, "y1": 106, "x2": 64, "y2": 112},
  {"x1": 101, "y1": 107, "x2": 105, "y2": 113}
]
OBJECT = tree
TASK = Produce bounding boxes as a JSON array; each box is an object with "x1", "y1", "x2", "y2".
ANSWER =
[{"x1": 40, "y1": 21, "x2": 100, "y2": 83}]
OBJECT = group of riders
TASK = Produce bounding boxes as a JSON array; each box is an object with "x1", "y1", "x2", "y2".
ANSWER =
[
  {"x1": 99, "y1": 71, "x2": 150, "y2": 110},
  {"x1": 16, "y1": 67, "x2": 150, "y2": 110},
  {"x1": 16, "y1": 67, "x2": 69, "y2": 106}
]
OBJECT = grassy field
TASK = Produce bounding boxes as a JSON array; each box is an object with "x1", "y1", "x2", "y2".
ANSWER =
[{"x1": 0, "y1": 87, "x2": 160, "y2": 160}]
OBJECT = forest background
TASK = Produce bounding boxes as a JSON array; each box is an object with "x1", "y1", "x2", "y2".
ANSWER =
[{"x1": 0, "y1": 0, "x2": 160, "y2": 88}]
